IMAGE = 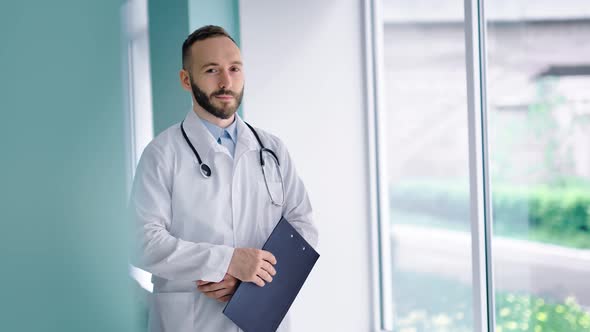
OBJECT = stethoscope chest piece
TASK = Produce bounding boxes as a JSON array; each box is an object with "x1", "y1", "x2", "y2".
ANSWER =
[
  {"x1": 200, "y1": 163, "x2": 212, "y2": 178},
  {"x1": 181, "y1": 121, "x2": 213, "y2": 178}
]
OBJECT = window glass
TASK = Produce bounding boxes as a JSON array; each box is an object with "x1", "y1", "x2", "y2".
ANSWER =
[
  {"x1": 486, "y1": 3, "x2": 590, "y2": 331},
  {"x1": 381, "y1": 1, "x2": 475, "y2": 330}
]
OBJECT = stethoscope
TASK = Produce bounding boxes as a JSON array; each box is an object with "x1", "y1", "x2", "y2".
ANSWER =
[{"x1": 180, "y1": 120, "x2": 285, "y2": 207}]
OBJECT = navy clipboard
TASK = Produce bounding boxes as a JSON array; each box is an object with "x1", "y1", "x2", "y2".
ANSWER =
[{"x1": 223, "y1": 217, "x2": 319, "y2": 332}]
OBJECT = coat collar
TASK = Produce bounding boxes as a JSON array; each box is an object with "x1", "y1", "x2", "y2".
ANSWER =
[{"x1": 181, "y1": 110, "x2": 260, "y2": 162}]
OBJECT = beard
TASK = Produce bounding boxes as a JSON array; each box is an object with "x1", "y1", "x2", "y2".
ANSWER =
[{"x1": 189, "y1": 77, "x2": 244, "y2": 120}]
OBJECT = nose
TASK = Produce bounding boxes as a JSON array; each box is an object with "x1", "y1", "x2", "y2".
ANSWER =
[{"x1": 218, "y1": 70, "x2": 232, "y2": 90}]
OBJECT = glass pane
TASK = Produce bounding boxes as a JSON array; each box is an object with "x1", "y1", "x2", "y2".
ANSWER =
[
  {"x1": 486, "y1": 3, "x2": 590, "y2": 332},
  {"x1": 381, "y1": 1, "x2": 474, "y2": 330}
]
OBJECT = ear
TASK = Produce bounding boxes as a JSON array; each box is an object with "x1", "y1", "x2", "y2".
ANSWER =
[{"x1": 179, "y1": 69, "x2": 192, "y2": 92}]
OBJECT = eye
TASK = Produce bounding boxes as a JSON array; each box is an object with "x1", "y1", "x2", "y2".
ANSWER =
[
  {"x1": 230, "y1": 66, "x2": 241, "y2": 72},
  {"x1": 205, "y1": 68, "x2": 218, "y2": 74}
]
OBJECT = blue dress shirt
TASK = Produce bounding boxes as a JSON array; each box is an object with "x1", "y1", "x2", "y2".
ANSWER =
[{"x1": 199, "y1": 115, "x2": 238, "y2": 158}]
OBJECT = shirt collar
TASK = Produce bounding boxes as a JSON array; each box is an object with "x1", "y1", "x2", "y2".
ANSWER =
[
  {"x1": 199, "y1": 115, "x2": 238, "y2": 144},
  {"x1": 181, "y1": 110, "x2": 258, "y2": 161}
]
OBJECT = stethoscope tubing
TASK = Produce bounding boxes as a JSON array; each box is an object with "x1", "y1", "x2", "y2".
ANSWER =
[{"x1": 180, "y1": 120, "x2": 285, "y2": 206}]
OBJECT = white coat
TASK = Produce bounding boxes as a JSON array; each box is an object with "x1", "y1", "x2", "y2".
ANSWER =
[{"x1": 129, "y1": 110, "x2": 318, "y2": 332}]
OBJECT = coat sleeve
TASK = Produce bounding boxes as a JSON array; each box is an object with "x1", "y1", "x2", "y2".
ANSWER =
[
  {"x1": 129, "y1": 143, "x2": 234, "y2": 282},
  {"x1": 278, "y1": 140, "x2": 319, "y2": 249}
]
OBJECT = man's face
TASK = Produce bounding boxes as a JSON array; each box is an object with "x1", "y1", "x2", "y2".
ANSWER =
[{"x1": 183, "y1": 37, "x2": 244, "y2": 119}]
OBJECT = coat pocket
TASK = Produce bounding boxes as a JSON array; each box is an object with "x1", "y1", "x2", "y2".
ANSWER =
[{"x1": 148, "y1": 292, "x2": 195, "y2": 332}]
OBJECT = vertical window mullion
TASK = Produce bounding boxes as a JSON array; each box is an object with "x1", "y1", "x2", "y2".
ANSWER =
[
  {"x1": 464, "y1": 0, "x2": 496, "y2": 331},
  {"x1": 364, "y1": 0, "x2": 394, "y2": 330}
]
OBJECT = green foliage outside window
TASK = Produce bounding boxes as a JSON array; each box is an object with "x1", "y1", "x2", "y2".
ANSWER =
[
  {"x1": 396, "y1": 293, "x2": 590, "y2": 332},
  {"x1": 390, "y1": 180, "x2": 590, "y2": 248},
  {"x1": 496, "y1": 294, "x2": 590, "y2": 332},
  {"x1": 394, "y1": 271, "x2": 590, "y2": 332}
]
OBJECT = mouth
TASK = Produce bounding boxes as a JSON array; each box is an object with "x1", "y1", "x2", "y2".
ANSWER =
[{"x1": 214, "y1": 94, "x2": 234, "y2": 101}]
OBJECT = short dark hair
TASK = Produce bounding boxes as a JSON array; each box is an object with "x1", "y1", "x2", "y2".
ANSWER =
[{"x1": 182, "y1": 25, "x2": 237, "y2": 70}]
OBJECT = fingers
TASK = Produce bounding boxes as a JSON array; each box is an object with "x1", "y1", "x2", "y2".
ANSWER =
[
  {"x1": 198, "y1": 277, "x2": 238, "y2": 293},
  {"x1": 261, "y1": 250, "x2": 277, "y2": 265},
  {"x1": 196, "y1": 273, "x2": 239, "y2": 303},
  {"x1": 197, "y1": 275, "x2": 239, "y2": 294},
  {"x1": 212, "y1": 288, "x2": 234, "y2": 299},
  {"x1": 258, "y1": 270, "x2": 273, "y2": 283},
  {"x1": 227, "y1": 248, "x2": 277, "y2": 284},
  {"x1": 261, "y1": 261, "x2": 277, "y2": 276},
  {"x1": 198, "y1": 282, "x2": 226, "y2": 293},
  {"x1": 198, "y1": 277, "x2": 238, "y2": 302},
  {"x1": 253, "y1": 250, "x2": 276, "y2": 286},
  {"x1": 201, "y1": 288, "x2": 235, "y2": 302},
  {"x1": 253, "y1": 276, "x2": 266, "y2": 287}
]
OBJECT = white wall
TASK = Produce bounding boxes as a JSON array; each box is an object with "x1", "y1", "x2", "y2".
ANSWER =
[{"x1": 239, "y1": 1, "x2": 374, "y2": 331}]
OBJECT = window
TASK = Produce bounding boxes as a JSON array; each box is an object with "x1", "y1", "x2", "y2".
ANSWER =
[
  {"x1": 486, "y1": 4, "x2": 590, "y2": 332},
  {"x1": 369, "y1": 0, "x2": 590, "y2": 331},
  {"x1": 122, "y1": 0, "x2": 154, "y2": 293}
]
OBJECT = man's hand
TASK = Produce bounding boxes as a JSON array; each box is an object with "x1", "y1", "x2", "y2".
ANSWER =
[
  {"x1": 227, "y1": 248, "x2": 277, "y2": 287},
  {"x1": 196, "y1": 273, "x2": 239, "y2": 303}
]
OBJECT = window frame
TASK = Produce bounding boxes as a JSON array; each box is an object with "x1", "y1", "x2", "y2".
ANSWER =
[{"x1": 122, "y1": 0, "x2": 155, "y2": 293}]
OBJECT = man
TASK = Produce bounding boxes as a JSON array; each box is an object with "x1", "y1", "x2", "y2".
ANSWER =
[{"x1": 129, "y1": 25, "x2": 318, "y2": 332}]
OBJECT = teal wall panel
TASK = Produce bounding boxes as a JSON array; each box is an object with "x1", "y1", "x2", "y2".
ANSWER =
[
  {"x1": 188, "y1": 0, "x2": 243, "y2": 116},
  {"x1": 189, "y1": 0, "x2": 241, "y2": 46},
  {"x1": 148, "y1": 0, "x2": 192, "y2": 135},
  {"x1": 148, "y1": 0, "x2": 242, "y2": 135},
  {"x1": 0, "y1": 1, "x2": 138, "y2": 331}
]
